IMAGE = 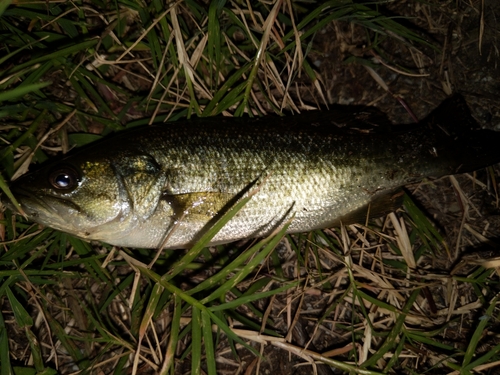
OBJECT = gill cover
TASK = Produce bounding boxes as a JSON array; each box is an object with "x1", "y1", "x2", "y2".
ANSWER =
[{"x1": 112, "y1": 154, "x2": 166, "y2": 220}]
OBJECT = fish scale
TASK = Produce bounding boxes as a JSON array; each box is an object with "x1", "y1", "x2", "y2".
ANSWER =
[{"x1": 6, "y1": 95, "x2": 500, "y2": 248}]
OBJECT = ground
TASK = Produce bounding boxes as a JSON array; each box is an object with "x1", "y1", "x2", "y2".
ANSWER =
[{"x1": 1, "y1": 1, "x2": 500, "y2": 374}]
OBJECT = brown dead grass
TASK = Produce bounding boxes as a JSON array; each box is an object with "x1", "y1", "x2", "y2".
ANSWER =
[{"x1": 2, "y1": 0, "x2": 500, "y2": 374}]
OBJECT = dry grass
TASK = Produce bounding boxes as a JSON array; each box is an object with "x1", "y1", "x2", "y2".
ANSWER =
[{"x1": 1, "y1": 1, "x2": 500, "y2": 375}]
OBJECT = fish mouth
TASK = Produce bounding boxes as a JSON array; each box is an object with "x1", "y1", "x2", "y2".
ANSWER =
[
  {"x1": 9, "y1": 186, "x2": 81, "y2": 225},
  {"x1": 8, "y1": 186, "x2": 136, "y2": 242}
]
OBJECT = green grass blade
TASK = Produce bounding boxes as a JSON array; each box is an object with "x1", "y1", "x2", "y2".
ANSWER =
[
  {"x1": 5, "y1": 286, "x2": 33, "y2": 328},
  {"x1": 0, "y1": 109, "x2": 45, "y2": 162},
  {"x1": 0, "y1": 309, "x2": 12, "y2": 375},
  {"x1": 162, "y1": 294, "x2": 182, "y2": 375},
  {"x1": 0, "y1": 173, "x2": 24, "y2": 215},
  {"x1": 24, "y1": 329, "x2": 45, "y2": 373},
  {"x1": 67, "y1": 237, "x2": 113, "y2": 284},
  {"x1": 139, "y1": 283, "x2": 164, "y2": 341},
  {"x1": 201, "y1": 221, "x2": 291, "y2": 304},
  {"x1": 191, "y1": 307, "x2": 201, "y2": 375},
  {"x1": 126, "y1": 263, "x2": 259, "y2": 357},
  {"x1": 201, "y1": 64, "x2": 252, "y2": 116},
  {"x1": 187, "y1": 234, "x2": 279, "y2": 297},
  {"x1": 161, "y1": 194, "x2": 252, "y2": 282},
  {"x1": 45, "y1": 311, "x2": 91, "y2": 370},
  {"x1": 201, "y1": 310, "x2": 216, "y2": 375},
  {"x1": 209, "y1": 280, "x2": 300, "y2": 312},
  {"x1": 0, "y1": 0, "x2": 11, "y2": 17},
  {"x1": 361, "y1": 289, "x2": 420, "y2": 368},
  {"x1": 0, "y1": 82, "x2": 51, "y2": 103},
  {"x1": 7, "y1": 39, "x2": 99, "y2": 74},
  {"x1": 462, "y1": 294, "x2": 499, "y2": 368},
  {"x1": 464, "y1": 343, "x2": 500, "y2": 372}
]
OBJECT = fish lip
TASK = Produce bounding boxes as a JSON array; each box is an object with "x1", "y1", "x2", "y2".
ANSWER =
[
  {"x1": 10, "y1": 186, "x2": 133, "y2": 241},
  {"x1": 10, "y1": 186, "x2": 81, "y2": 218}
]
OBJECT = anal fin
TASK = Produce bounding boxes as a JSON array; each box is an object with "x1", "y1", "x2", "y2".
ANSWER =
[{"x1": 337, "y1": 189, "x2": 405, "y2": 226}]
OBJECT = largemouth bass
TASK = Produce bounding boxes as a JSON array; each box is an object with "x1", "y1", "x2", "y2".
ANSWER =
[{"x1": 6, "y1": 95, "x2": 500, "y2": 248}]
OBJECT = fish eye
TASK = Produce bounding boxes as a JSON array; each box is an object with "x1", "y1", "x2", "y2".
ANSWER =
[{"x1": 48, "y1": 166, "x2": 80, "y2": 190}]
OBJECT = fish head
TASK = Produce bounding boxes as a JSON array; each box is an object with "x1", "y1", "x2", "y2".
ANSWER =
[
  {"x1": 11, "y1": 148, "x2": 173, "y2": 246},
  {"x1": 7, "y1": 151, "x2": 160, "y2": 243},
  {"x1": 6, "y1": 137, "x2": 169, "y2": 248}
]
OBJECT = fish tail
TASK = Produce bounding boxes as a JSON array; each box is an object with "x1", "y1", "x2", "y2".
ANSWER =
[
  {"x1": 454, "y1": 129, "x2": 500, "y2": 174},
  {"x1": 422, "y1": 94, "x2": 480, "y2": 135},
  {"x1": 422, "y1": 94, "x2": 500, "y2": 175}
]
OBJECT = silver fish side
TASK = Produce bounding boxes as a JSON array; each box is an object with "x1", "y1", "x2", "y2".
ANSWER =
[{"x1": 6, "y1": 95, "x2": 500, "y2": 248}]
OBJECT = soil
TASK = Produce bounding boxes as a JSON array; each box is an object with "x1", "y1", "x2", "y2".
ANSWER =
[
  {"x1": 218, "y1": 1, "x2": 500, "y2": 373},
  {"x1": 4, "y1": 1, "x2": 500, "y2": 374}
]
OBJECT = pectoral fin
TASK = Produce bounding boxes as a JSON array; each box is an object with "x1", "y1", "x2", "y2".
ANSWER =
[{"x1": 163, "y1": 191, "x2": 235, "y2": 223}]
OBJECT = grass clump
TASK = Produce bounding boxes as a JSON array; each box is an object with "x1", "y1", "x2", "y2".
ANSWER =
[{"x1": 1, "y1": 1, "x2": 499, "y2": 374}]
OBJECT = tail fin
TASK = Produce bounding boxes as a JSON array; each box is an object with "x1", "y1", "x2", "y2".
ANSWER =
[
  {"x1": 421, "y1": 94, "x2": 480, "y2": 136},
  {"x1": 454, "y1": 129, "x2": 500, "y2": 174},
  {"x1": 423, "y1": 94, "x2": 500, "y2": 174}
]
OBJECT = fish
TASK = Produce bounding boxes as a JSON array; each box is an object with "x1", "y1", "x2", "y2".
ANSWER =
[{"x1": 4, "y1": 95, "x2": 500, "y2": 249}]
